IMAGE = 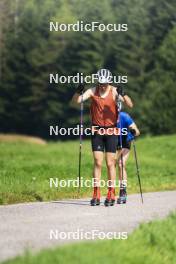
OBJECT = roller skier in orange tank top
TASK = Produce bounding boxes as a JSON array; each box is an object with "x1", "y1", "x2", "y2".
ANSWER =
[{"x1": 72, "y1": 69, "x2": 133, "y2": 206}]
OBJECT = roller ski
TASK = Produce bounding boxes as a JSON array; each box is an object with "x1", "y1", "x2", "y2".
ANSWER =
[
  {"x1": 90, "y1": 198, "x2": 100, "y2": 206},
  {"x1": 117, "y1": 188, "x2": 127, "y2": 204},
  {"x1": 104, "y1": 187, "x2": 115, "y2": 207},
  {"x1": 90, "y1": 187, "x2": 100, "y2": 206}
]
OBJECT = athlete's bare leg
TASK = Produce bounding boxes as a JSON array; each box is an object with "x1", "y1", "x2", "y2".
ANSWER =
[
  {"x1": 105, "y1": 152, "x2": 116, "y2": 187},
  {"x1": 92, "y1": 151, "x2": 104, "y2": 187},
  {"x1": 116, "y1": 148, "x2": 130, "y2": 185}
]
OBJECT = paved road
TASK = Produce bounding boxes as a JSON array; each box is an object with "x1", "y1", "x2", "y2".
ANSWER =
[{"x1": 0, "y1": 191, "x2": 176, "y2": 262}]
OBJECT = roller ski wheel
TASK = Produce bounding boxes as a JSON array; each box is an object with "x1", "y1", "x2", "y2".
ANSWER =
[
  {"x1": 104, "y1": 198, "x2": 111, "y2": 207},
  {"x1": 110, "y1": 199, "x2": 115, "y2": 206},
  {"x1": 90, "y1": 198, "x2": 100, "y2": 206},
  {"x1": 117, "y1": 196, "x2": 127, "y2": 204},
  {"x1": 104, "y1": 198, "x2": 115, "y2": 207}
]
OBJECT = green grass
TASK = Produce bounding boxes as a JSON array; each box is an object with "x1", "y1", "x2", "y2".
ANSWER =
[
  {"x1": 3, "y1": 212, "x2": 176, "y2": 264},
  {"x1": 0, "y1": 134, "x2": 176, "y2": 204}
]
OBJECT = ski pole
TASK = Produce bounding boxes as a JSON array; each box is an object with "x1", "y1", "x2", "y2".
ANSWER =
[
  {"x1": 132, "y1": 140, "x2": 144, "y2": 203},
  {"x1": 117, "y1": 100, "x2": 124, "y2": 185},
  {"x1": 78, "y1": 91, "x2": 84, "y2": 192}
]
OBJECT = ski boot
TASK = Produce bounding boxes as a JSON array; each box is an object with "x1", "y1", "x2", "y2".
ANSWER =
[
  {"x1": 104, "y1": 187, "x2": 115, "y2": 207},
  {"x1": 117, "y1": 188, "x2": 127, "y2": 204},
  {"x1": 90, "y1": 198, "x2": 100, "y2": 206},
  {"x1": 90, "y1": 187, "x2": 100, "y2": 206}
]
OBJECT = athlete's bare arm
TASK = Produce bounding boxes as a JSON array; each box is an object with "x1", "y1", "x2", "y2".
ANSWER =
[
  {"x1": 118, "y1": 94, "x2": 133, "y2": 108},
  {"x1": 112, "y1": 86, "x2": 133, "y2": 108},
  {"x1": 123, "y1": 95, "x2": 133, "y2": 108},
  {"x1": 129, "y1": 123, "x2": 140, "y2": 136},
  {"x1": 72, "y1": 87, "x2": 95, "y2": 104},
  {"x1": 111, "y1": 86, "x2": 133, "y2": 108}
]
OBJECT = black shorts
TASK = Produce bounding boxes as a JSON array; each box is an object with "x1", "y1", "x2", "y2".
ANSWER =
[
  {"x1": 91, "y1": 134, "x2": 117, "y2": 153},
  {"x1": 117, "y1": 136, "x2": 131, "y2": 150}
]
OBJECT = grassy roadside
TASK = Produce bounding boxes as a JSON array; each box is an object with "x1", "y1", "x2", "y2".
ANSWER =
[
  {"x1": 3, "y1": 212, "x2": 176, "y2": 264},
  {"x1": 0, "y1": 134, "x2": 176, "y2": 205}
]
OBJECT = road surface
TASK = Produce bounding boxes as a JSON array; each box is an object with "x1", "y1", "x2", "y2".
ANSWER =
[{"x1": 0, "y1": 191, "x2": 176, "y2": 262}]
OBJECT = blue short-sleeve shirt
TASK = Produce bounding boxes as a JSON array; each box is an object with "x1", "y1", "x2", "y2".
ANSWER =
[{"x1": 117, "y1": 112, "x2": 135, "y2": 142}]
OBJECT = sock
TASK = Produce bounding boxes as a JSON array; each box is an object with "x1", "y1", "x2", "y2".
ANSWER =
[
  {"x1": 107, "y1": 187, "x2": 111, "y2": 200},
  {"x1": 120, "y1": 182, "x2": 124, "y2": 189},
  {"x1": 120, "y1": 182, "x2": 126, "y2": 191},
  {"x1": 111, "y1": 187, "x2": 115, "y2": 200},
  {"x1": 93, "y1": 187, "x2": 100, "y2": 199},
  {"x1": 97, "y1": 187, "x2": 100, "y2": 199}
]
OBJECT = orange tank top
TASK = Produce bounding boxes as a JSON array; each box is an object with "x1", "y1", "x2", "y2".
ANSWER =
[{"x1": 90, "y1": 86, "x2": 118, "y2": 127}]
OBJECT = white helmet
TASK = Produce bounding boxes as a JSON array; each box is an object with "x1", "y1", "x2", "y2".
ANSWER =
[{"x1": 97, "y1": 69, "x2": 112, "y2": 84}]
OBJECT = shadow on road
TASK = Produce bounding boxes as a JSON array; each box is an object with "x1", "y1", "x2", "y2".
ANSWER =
[{"x1": 51, "y1": 200, "x2": 104, "y2": 207}]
